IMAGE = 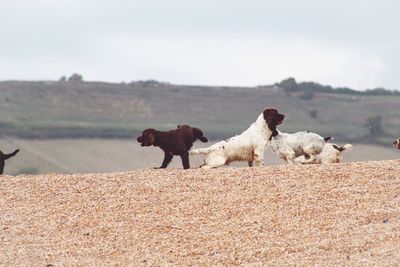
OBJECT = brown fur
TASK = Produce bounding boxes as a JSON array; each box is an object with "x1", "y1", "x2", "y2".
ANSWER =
[
  {"x1": 0, "y1": 149, "x2": 19, "y2": 175},
  {"x1": 394, "y1": 138, "x2": 400, "y2": 149},
  {"x1": 137, "y1": 125, "x2": 208, "y2": 169},
  {"x1": 332, "y1": 144, "x2": 346, "y2": 152},
  {"x1": 263, "y1": 108, "x2": 285, "y2": 140}
]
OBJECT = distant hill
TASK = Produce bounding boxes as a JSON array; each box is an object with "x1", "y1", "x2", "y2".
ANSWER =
[
  {"x1": 274, "y1": 77, "x2": 400, "y2": 96},
  {"x1": 0, "y1": 77, "x2": 399, "y2": 145}
]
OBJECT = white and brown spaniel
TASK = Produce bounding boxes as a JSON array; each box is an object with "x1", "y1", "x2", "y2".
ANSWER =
[
  {"x1": 295, "y1": 143, "x2": 352, "y2": 164},
  {"x1": 190, "y1": 108, "x2": 285, "y2": 168},
  {"x1": 269, "y1": 130, "x2": 332, "y2": 164}
]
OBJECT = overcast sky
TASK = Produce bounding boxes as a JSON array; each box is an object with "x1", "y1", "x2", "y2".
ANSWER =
[{"x1": 0, "y1": 0, "x2": 399, "y2": 90}]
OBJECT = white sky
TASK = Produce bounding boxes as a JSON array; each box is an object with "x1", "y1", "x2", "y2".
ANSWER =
[{"x1": 0, "y1": 0, "x2": 399, "y2": 90}]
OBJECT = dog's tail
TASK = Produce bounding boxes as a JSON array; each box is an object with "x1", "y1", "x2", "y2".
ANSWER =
[
  {"x1": 324, "y1": 136, "x2": 333, "y2": 142},
  {"x1": 342, "y1": 144, "x2": 353, "y2": 151},
  {"x1": 333, "y1": 144, "x2": 352, "y2": 152},
  {"x1": 190, "y1": 147, "x2": 212, "y2": 155},
  {"x1": 199, "y1": 136, "x2": 208, "y2": 142},
  {"x1": 191, "y1": 127, "x2": 208, "y2": 143}
]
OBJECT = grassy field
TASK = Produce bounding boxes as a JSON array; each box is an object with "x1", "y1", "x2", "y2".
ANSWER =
[
  {"x1": 1, "y1": 160, "x2": 399, "y2": 265},
  {"x1": 1, "y1": 80, "x2": 400, "y2": 143},
  {"x1": 0, "y1": 138, "x2": 399, "y2": 174}
]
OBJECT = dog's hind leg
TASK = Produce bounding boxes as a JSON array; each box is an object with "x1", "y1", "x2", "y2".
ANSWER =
[
  {"x1": 294, "y1": 155, "x2": 316, "y2": 164},
  {"x1": 301, "y1": 144, "x2": 322, "y2": 164},
  {"x1": 294, "y1": 155, "x2": 306, "y2": 164},
  {"x1": 248, "y1": 160, "x2": 253, "y2": 167},
  {"x1": 202, "y1": 155, "x2": 226, "y2": 169},
  {"x1": 301, "y1": 155, "x2": 317, "y2": 164}
]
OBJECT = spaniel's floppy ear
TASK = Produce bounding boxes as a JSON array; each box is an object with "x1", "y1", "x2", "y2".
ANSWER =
[
  {"x1": 263, "y1": 108, "x2": 279, "y2": 138},
  {"x1": 263, "y1": 108, "x2": 278, "y2": 125},
  {"x1": 333, "y1": 144, "x2": 353, "y2": 152},
  {"x1": 332, "y1": 144, "x2": 344, "y2": 152}
]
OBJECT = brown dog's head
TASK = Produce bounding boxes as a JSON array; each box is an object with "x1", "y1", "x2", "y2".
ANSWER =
[
  {"x1": 393, "y1": 138, "x2": 400, "y2": 149},
  {"x1": 263, "y1": 108, "x2": 285, "y2": 137},
  {"x1": 137, "y1": 128, "x2": 157, "y2": 146}
]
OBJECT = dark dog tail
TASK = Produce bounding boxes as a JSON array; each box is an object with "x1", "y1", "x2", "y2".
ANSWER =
[
  {"x1": 199, "y1": 136, "x2": 208, "y2": 143},
  {"x1": 1, "y1": 149, "x2": 20, "y2": 160},
  {"x1": 324, "y1": 136, "x2": 332, "y2": 142},
  {"x1": 192, "y1": 127, "x2": 208, "y2": 143}
]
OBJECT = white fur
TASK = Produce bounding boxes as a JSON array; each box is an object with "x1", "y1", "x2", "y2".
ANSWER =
[
  {"x1": 270, "y1": 130, "x2": 328, "y2": 164},
  {"x1": 296, "y1": 143, "x2": 352, "y2": 164},
  {"x1": 394, "y1": 138, "x2": 400, "y2": 149},
  {"x1": 319, "y1": 143, "x2": 352, "y2": 164},
  {"x1": 190, "y1": 113, "x2": 272, "y2": 168}
]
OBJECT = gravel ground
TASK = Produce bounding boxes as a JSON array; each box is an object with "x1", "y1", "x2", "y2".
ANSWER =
[{"x1": 1, "y1": 160, "x2": 400, "y2": 266}]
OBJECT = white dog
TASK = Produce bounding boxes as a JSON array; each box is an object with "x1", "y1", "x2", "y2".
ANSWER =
[
  {"x1": 295, "y1": 143, "x2": 353, "y2": 164},
  {"x1": 270, "y1": 130, "x2": 332, "y2": 164},
  {"x1": 190, "y1": 108, "x2": 285, "y2": 168}
]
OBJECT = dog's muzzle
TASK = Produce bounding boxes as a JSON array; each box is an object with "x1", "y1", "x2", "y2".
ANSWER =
[{"x1": 277, "y1": 114, "x2": 285, "y2": 125}]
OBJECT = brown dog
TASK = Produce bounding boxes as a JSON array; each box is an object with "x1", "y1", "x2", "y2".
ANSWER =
[{"x1": 137, "y1": 125, "x2": 208, "y2": 169}]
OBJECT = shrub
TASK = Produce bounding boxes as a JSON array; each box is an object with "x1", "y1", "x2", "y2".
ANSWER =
[{"x1": 68, "y1": 73, "x2": 84, "y2": 83}]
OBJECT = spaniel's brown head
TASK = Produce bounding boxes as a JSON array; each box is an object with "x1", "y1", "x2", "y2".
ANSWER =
[
  {"x1": 263, "y1": 108, "x2": 285, "y2": 136},
  {"x1": 137, "y1": 128, "x2": 157, "y2": 146},
  {"x1": 393, "y1": 138, "x2": 400, "y2": 149}
]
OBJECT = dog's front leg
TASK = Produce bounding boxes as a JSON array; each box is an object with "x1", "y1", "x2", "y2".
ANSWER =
[
  {"x1": 159, "y1": 151, "x2": 173, "y2": 169},
  {"x1": 180, "y1": 152, "x2": 190, "y2": 169},
  {"x1": 253, "y1": 148, "x2": 264, "y2": 167}
]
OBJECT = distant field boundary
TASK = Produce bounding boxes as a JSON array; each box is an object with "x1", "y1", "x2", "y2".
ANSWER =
[
  {"x1": 0, "y1": 129, "x2": 394, "y2": 148},
  {"x1": 0, "y1": 122, "x2": 394, "y2": 147}
]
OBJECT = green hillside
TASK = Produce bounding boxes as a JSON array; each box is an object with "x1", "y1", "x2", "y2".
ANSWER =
[{"x1": 0, "y1": 78, "x2": 399, "y2": 144}]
